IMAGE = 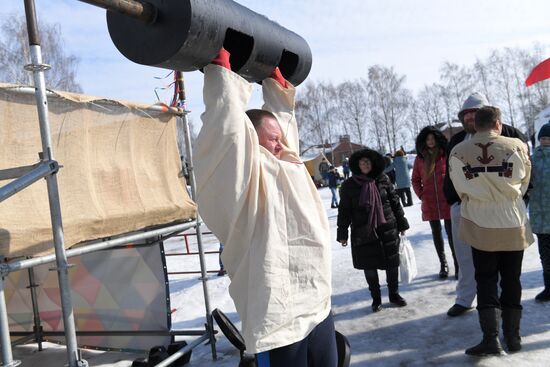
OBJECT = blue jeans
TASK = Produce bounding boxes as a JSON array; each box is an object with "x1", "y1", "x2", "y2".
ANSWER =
[
  {"x1": 330, "y1": 187, "x2": 338, "y2": 207},
  {"x1": 256, "y1": 313, "x2": 337, "y2": 367}
]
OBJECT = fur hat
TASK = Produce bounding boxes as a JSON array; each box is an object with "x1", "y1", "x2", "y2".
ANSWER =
[
  {"x1": 349, "y1": 149, "x2": 385, "y2": 178},
  {"x1": 538, "y1": 122, "x2": 550, "y2": 140}
]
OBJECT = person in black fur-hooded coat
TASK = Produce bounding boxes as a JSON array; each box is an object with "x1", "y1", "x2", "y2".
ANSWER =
[{"x1": 337, "y1": 148, "x2": 410, "y2": 312}]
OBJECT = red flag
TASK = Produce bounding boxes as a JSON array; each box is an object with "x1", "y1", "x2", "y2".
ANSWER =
[{"x1": 525, "y1": 58, "x2": 550, "y2": 86}]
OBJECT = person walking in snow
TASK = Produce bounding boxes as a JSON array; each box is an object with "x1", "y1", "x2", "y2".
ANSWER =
[
  {"x1": 337, "y1": 148, "x2": 409, "y2": 313},
  {"x1": 383, "y1": 155, "x2": 396, "y2": 185},
  {"x1": 193, "y1": 49, "x2": 336, "y2": 366},
  {"x1": 342, "y1": 157, "x2": 351, "y2": 179},
  {"x1": 443, "y1": 92, "x2": 528, "y2": 317},
  {"x1": 529, "y1": 122, "x2": 550, "y2": 302},
  {"x1": 449, "y1": 106, "x2": 533, "y2": 356},
  {"x1": 393, "y1": 148, "x2": 413, "y2": 207},
  {"x1": 328, "y1": 165, "x2": 340, "y2": 208},
  {"x1": 412, "y1": 126, "x2": 457, "y2": 279},
  {"x1": 319, "y1": 158, "x2": 330, "y2": 186}
]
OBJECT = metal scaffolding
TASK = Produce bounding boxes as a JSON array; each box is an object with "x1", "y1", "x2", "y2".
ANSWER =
[{"x1": 0, "y1": 1, "x2": 217, "y2": 365}]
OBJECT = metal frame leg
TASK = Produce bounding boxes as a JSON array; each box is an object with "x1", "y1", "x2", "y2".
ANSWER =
[
  {"x1": 181, "y1": 114, "x2": 217, "y2": 360},
  {"x1": 0, "y1": 275, "x2": 21, "y2": 367},
  {"x1": 23, "y1": 1, "x2": 87, "y2": 365},
  {"x1": 27, "y1": 267, "x2": 43, "y2": 351}
]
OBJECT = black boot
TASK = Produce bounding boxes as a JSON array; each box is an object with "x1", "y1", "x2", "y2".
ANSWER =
[
  {"x1": 430, "y1": 221, "x2": 448, "y2": 278},
  {"x1": 365, "y1": 270, "x2": 382, "y2": 313},
  {"x1": 371, "y1": 294, "x2": 382, "y2": 313},
  {"x1": 439, "y1": 260, "x2": 449, "y2": 279},
  {"x1": 388, "y1": 293, "x2": 407, "y2": 306},
  {"x1": 502, "y1": 308, "x2": 522, "y2": 352},
  {"x1": 387, "y1": 266, "x2": 407, "y2": 306},
  {"x1": 535, "y1": 288, "x2": 550, "y2": 301},
  {"x1": 535, "y1": 273, "x2": 550, "y2": 302},
  {"x1": 465, "y1": 308, "x2": 505, "y2": 356}
]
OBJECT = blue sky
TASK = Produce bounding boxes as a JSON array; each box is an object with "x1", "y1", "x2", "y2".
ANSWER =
[{"x1": 2, "y1": 0, "x2": 550, "y2": 127}]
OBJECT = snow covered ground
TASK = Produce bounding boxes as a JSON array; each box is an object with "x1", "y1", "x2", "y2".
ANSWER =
[{"x1": 12, "y1": 187, "x2": 550, "y2": 366}]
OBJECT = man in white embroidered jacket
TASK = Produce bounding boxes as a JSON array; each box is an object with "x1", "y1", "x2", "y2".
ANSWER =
[
  {"x1": 193, "y1": 49, "x2": 335, "y2": 366},
  {"x1": 449, "y1": 106, "x2": 533, "y2": 357}
]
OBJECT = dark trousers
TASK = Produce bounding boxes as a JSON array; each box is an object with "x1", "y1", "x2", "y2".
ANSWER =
[
  {"x1": 255, "y1": 312, "x2": 337, "y2": 367},
  {"x1": 472, "y1": 247, "x2": 524, "y2": 310},
  {"x1": 396, "y1": 188, "x2": 413, "y2": 207},
  {"x1": 538, "y1": 234, "x2": 550, "y2": 287},
  {"x1": 429, "y1": 219, "x2": 457, "y2": 268},
  {"x1": 364, "y1": 267, "x2": 399, "y2": 296}
]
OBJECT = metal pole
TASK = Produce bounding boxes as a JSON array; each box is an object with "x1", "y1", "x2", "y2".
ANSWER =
[
  {"x1": 0, "y1": 275, "x2": 21, "y2": 367},
  {"x1": 6, "y1": 222, "x2": 196, "y2": 273},
  {"x1": 23, "y1": 1, "x2": 86, "y2": 365},
  {"x1": 0, "y1": 161, "x2": 58, "y2": 203},
  {"x1": 27, "y1": 267, "x2": 43, "y2": 351},
  {"x1": 180, "y1": 111, "x2": 217, "y2": 359},
  {"x1": 1, "y1": 86, "x2": 183, "y2": 115},
  {"x1": 76, "y1": 0, "x2": 156, "y2": 23},
  {"x1": 154, "y1": 333, "x2": 209, "y2": 367}
]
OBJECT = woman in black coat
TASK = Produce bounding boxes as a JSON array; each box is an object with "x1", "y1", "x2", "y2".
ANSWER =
[{"x1": 337, "y1": 148, "x2": 410, "y2": 312}]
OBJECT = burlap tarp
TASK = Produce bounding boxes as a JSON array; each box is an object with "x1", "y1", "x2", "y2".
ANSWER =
[{"x1": 0, "y1": 84, "x2": 196, "y2": 257}]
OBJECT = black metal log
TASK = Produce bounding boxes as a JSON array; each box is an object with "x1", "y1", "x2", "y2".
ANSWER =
[{"x1": 106, "y1": 0, "x2": 312, "y2": 85}]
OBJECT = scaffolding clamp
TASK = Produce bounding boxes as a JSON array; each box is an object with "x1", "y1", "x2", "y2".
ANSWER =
[{"x1": 0, "y1": 263, "x2": 10, "y2": 278}]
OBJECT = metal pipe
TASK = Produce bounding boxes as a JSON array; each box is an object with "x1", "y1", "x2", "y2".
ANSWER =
[
  {"x1": 77, "y1": 0, "x2": 156, "y2": 23},
  {"x1": 23, "y1": 0, "x2": 40, "y2": 45},
  {"x1": 0, "y1": 163, "x2": 41, "y2": 181},
  {"x1": 11, "y1": 329, "x2": 210, "y2": 337},
  {"x1": 27, "y1": 267, "x2": 43, "y2": 351},
  {"x1": 24, "y1": 1, "x2": 84, "y2": 364},
  {"x1": 1, "y1": 86, "x2": 182, "y2": 115},
  {"x1": 0, "y1": 276, "x2": 21, "y2": 366},
  {"x1": 0, "y1": 161, "x2": 58, "y2": 203},
  {"x1": 181, "y1": 114, "x2": 217, "y2": 360},
  {"x1": 154, "y1": 333, "x2": 209, "y2": 367},
  {"x1": 6, "y1": 222, "x2": 196, "y2": 273}
]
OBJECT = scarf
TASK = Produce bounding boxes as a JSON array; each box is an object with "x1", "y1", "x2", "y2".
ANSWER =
[{"x1": 353, "y1": 174, "x2": 386, "y2": 234}]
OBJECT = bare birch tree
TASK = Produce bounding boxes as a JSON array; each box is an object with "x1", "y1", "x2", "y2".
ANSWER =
[
  {"x1": 366, "y1": 65, "x2": 412, "y2": 154},
  {"x1": 0, "y1": 14, "x2": 81, "y2": 92}
]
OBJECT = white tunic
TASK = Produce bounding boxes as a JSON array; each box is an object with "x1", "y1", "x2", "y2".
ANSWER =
[{"x1": 193, "y1": 65, "x2": 332, "y2": 353}]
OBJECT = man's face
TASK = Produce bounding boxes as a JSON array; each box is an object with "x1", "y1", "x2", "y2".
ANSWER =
[
  {"x1": 462, "y1": 110, "x2": 477, "y2": 134},
  {"x1": 257, "y1": 117, "x2": 283, "y2": 159}
]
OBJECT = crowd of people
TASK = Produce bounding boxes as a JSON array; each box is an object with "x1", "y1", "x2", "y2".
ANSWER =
[
  {"x1": 335, "y1": 92, "x2": 550, "y2": 357},
  {"x1": 194, "y1": 48, "x2": 550, "y2": 365}
]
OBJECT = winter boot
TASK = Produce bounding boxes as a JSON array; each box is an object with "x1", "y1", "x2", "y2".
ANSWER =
[
  {"x1": 371, "y1": 294, "x2": 382, "y2": 313},
  {"x1": 535, "y1": 288, "x2": 550, "y2": 302},
  {"x1": 502, "y1": 308, "x2": 522, "y2": 352},
  {"x1": 365, "y1": 270, "x2": 382, "y2": 312},
  {"x1": 432, "y1": 226, "x2": 448, "y2": 278},
  {"x1": 388, "y1": 293, "x2": 407, "y2": 307},
  {"x1": 439, "y1": 260, "x2": 449, "y2": 279},
  {"x1": 535, "y1": 273, "x2": 550, "y2": 301},
  {"x1": 465, "y1": 308, "x2": 505, "y2": 356},
  {"x1": 386, "y1": 267, "x2": 406, "y2": 307}
]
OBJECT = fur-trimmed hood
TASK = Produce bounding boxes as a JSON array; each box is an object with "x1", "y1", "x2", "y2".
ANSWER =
[
  {"x1": 349, "y1": 148, "x2": 386, "y2": 178},
  {"x1": 415, "y1": 126, "x2": 448, "y2": 158}
]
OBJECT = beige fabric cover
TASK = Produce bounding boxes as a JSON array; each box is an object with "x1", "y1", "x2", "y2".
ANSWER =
[
  {"x1": 193, "y1": 65, "x2": 332, "y2": 353},
  {"x1": 0, "y1": 84, "x2": 196, "y2": 257},
  {"x1": 449, "y1": 130, "x2": 533, "y2": 251}
]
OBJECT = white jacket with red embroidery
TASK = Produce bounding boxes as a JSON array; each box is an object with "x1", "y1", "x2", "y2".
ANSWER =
[{"x1": 449, "y1": 130, "x2": 534, "y2": 251}]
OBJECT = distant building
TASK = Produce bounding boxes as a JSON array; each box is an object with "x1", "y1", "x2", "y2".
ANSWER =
[{"x1": 301, "y1": 135, "x2": 366, "y2": 167}]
